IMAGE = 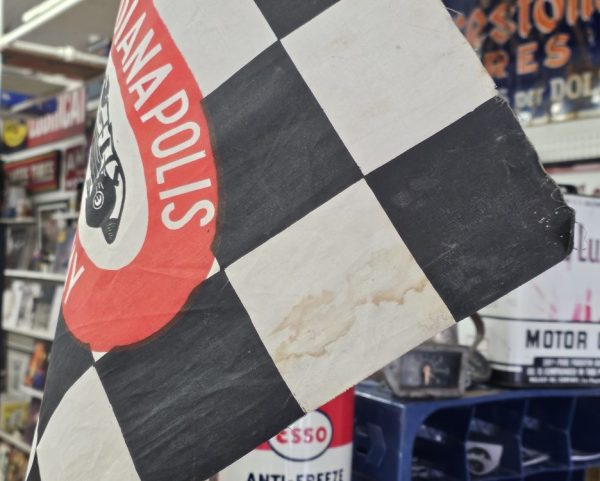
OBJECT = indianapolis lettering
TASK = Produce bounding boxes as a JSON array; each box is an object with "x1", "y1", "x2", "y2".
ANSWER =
[{"x1": 113, "y1": 0, "x2": 215, "y2": 231}]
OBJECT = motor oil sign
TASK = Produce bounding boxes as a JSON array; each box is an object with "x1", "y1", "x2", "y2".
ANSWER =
[
  {"x1": 218, "y1": 390, "x2": 354, "y2": 481},
  {"x1": 479, "y1": 194, "x2": 600, "y2": 386}
]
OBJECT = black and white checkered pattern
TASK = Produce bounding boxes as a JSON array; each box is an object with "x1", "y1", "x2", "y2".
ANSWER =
[{"x1": 28, "y1": 1, "x2": 574, "y2": 480}]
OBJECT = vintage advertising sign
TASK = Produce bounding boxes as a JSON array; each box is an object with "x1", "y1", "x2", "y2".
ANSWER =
[
  {"x1": 4, "y1": 152, "x2": 59, "y2": 193},
  {"x1": 26, "y1": 88, "x2": 85, "y2": 148},
  {"x1": 1, "y1": 119, "x2": 28, "y2": 152},
  {"x1": 29, "y1": 1, "x2": 573, "y2": 481},
  {"x1": 218, "y1": 390, "x2": 354, "y2": 481},
  {"x1": 480, "y1": 194, "x2": 600, "y2": 386},
  {"x1": 445, "y1": 0, "x2": 600, "y2": 124},
  {"x1": 64, "y1": 145, "x2": 89, "y2": 191}
]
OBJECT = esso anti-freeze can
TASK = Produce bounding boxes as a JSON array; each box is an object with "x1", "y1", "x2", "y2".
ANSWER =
[{"x1": 217, "y1": 389, "x2": 354, "y2": 481}]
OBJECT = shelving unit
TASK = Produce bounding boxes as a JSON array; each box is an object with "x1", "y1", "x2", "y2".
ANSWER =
[
  {"x1": 0, "y1": 218, "x2": 35, "y2": 225},
  {"x1": 0, "y1": 1, "x2": 121, "y2": 480},
  {"x1": 0, "y1": 135, "x2": 86, "y2": 164},
  {"x1": 52, "y1": 211, "x2": 79, "y2": 221},
  {"x1": 4, "y1": 269, "x2": 66, "y2": 284},
  {"x1": 0, "y1": 430, "x2": 31, "y2": 454},
  {"x1": 3, "y1": 325, "x2": 55, "y2": 342},
  {"x1": 19, "y1": 385, "x2": 43, "y2": 400},
  {"x1": 0, "y1": 28, "x2": 91, "y2": 477}
]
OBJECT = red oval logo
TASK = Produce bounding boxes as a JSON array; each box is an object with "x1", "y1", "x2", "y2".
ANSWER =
[
  {"x1": 268, "y1": 411, "x2": 333, "y2": 462},
  {"x1": 63, "y1": 0, "x2": 218, "y2": 352}
]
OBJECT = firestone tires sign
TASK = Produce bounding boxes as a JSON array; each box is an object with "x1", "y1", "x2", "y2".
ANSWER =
[{"x1": 445, "y1": 0, "x2": 600, "y2": 124}]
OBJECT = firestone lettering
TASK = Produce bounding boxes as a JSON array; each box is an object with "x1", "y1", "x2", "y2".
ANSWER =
[{"x1": 454, "y1": 0, "x2": 600, "y2": 79}]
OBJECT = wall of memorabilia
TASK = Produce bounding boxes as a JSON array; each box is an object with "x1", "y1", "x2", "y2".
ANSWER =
[{"x1": 0, "y1": 85, "x2": 94, "y2": 479}]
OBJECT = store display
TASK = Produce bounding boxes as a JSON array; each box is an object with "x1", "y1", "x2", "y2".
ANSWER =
[
  {"x1": 5, "y1": 350, "x2": 31, "y2": 397},
  {"x1": 2, "y1": 282, "x2": 39, "y2": 330},
  {"x1": 1, "y1": 186, "x2": 31, "y2": 219},
  {"x1": 4, "y1": 227, "x2": 34, "y2": 270},
  {"x1": 63, "y1": 146, "x2": 87, "y2": 192},
  {"x1": 21, "y1": 401, "x2": 40, "y2": 447},
  {"x1": 33, "y1": 201, "x2": 69, "y2": 272},
  {"x1": 3, "y1": 153, "x2": 60, "y2": 194},
  {"x1": 30, "y1": 1, "x2": 574, "y2": 481},
  {"x1": 23, "y1": 342, "x2": 49, "y2": 392},
  {"x1": 2, "y1": 282, "x2": 60, "y2": 340},
  {"x1": 0, "y1": 444, "x2": 10, "y2": 481},
  {"x1": 218, "y1": 390, "x2": 354, "y2": 481},
  {"x1": 0, "y1": 23, "x2": 90, "y2": 481},
  {"x1": 0, "y1": 397, "x2": 28, "y2": 437},
  {"x1": 51, "y1": 223, "x2": 75, "y2": 274}
]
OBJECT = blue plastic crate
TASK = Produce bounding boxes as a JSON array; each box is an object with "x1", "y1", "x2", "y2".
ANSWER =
[{"x1": 353, "y1": 381, "x2": 600, "y2": 481}]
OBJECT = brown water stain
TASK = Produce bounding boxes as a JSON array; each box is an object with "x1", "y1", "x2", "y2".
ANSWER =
[{"x1": 270, "y1": 248, "x2": 432, "y2": 364}]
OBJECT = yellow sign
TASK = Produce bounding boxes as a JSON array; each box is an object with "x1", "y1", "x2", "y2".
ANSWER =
[{"x1": 2, "y1": 120, "x2": 27, "y2": 149}]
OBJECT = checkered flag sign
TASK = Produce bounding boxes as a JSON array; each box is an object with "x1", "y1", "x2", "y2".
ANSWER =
[{"x1": 27, "y1": 0, "x2": 574, "y2": 480}]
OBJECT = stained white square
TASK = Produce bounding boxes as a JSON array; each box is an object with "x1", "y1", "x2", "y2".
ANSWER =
[
  {"x1": 283, "y1": 0, "x2": 496, "y2": 175},
  {"x1": 37, "y1": 368, "x2": 140, "y2": 481},
  {"x1": 226, "y1": 181, "x2": 453, "y2": 411},
  {"x1": 154, "y1": 0, "x2": 276, "y2": 96}
]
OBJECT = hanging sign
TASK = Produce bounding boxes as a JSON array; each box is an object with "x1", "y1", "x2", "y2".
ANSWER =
[
  {"x1": 4, "y1": 151, "x2": 59, "y2": 193},
  {"x1": 445, "y1": 0, "x2": 600, "y2": 124},
  {"x1": 26, "y1": 88, "x2": 85, "y2": 148},
  {"x1": 64, "y1": 145, "x2": 88, "y2": 191}
]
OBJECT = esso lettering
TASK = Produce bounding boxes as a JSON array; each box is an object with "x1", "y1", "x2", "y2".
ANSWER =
[
  {"x1": 277, "y1": 426, "x2": 328, "y2": 445},
  {"x1": 269, "y1": 411, "x2": 334, "y2": 461}
]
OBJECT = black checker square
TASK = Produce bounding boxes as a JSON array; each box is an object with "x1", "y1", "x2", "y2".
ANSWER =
[
  {"x1": 37, "y1": 315, "x2": 95, "y2": 441},
  {"x1": 254, "y1": 0, "x2": 340, "y2": 38},
  {"x1": 366, "y1": 97, "x2": 574, "y2": 320},
  {"x1": 204, "y1": 41, "x2": 361, "y2": 268},
  {"x1": 96, "y1": 271, "x2": 304, "y2": 481},
  {"x1": 25, "y1": 455, "x2": 41, "y2": 481}
]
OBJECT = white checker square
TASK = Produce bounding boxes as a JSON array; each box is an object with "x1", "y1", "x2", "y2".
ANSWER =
[
  {"x1": 36, "y1": 368, "x2": 140, "y2": 481},
  {"x1": 226, "y1": 180, "x2": 453, "y2": 411},
  {"x1": 154, "y1": 0, "x2": 277, "y2": 97},
  {"x1": 282, "y1": 0, "x2": 496, "y2": 174}
]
